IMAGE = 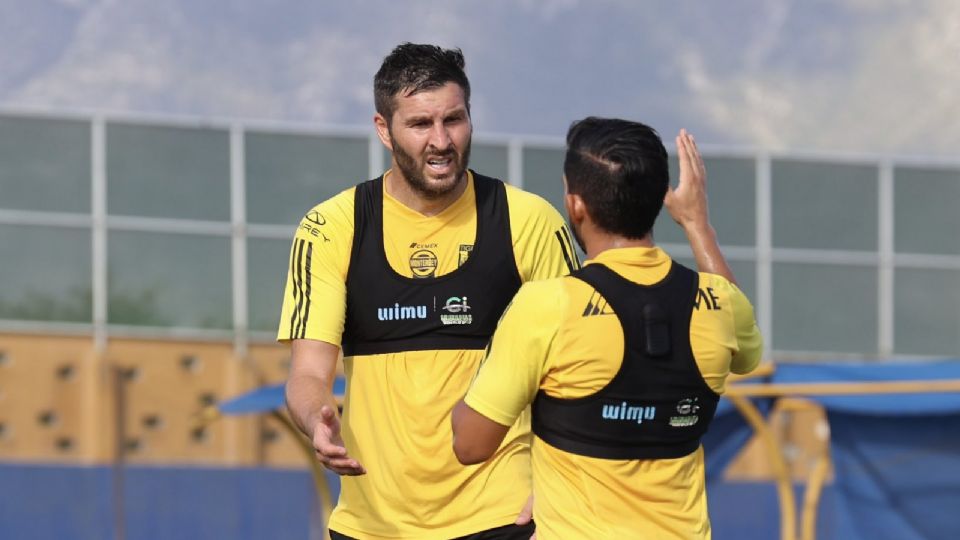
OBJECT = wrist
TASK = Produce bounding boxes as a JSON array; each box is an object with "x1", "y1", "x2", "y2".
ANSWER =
[{"x1": 681, "y1": 220, "x2": 715, "y2": 239}]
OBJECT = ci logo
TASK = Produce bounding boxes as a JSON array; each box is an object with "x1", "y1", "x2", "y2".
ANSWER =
[
  {"x1": 676, "y1": 398, "x2": 700, "y2": 415},
  {"x1": 443, "y1": 296, "x2": 470, "y2": 313}
]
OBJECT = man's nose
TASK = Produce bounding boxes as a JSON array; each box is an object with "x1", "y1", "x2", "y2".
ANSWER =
[{"x1": 428, "y1": 122, "x2": 452, "y2": 151}]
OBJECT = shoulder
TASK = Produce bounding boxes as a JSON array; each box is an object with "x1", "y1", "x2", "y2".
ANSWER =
[
  {"x1": 696, "y1": 272, "x2": 745, "y2": 299},
  {"x1": 509, "y1": 277, "x2": 568, "y2": 314},
  {"x1": 694, "y1": 271, "x2": 758, "y2": 322},
  {"x1": 503, "y1": 183, "x2": 564, "y2": 222},
  {"x1": 502, "y1": 184, "x2": 568, "y2": 248},
  {"x1": 293, "y1": 187, "x2": 356, "y2": 241},
  {"x1": 513, "y1": 274, "x2": 600, "y2": 318},
  {"x1": 301, "y1": 186, "x2": 356, "y2": 225}
]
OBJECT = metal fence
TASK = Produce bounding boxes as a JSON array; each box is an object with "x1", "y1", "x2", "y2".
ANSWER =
[{"x1": 1, "y1": 108, "x2": 958, "y2": 361}]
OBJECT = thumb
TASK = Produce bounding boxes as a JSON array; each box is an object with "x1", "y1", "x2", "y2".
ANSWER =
[{"x1": 320, "y1": 405, "x2": 339, "y2": 430}]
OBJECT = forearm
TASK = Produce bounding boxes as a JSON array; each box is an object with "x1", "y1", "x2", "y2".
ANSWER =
[
  {"x1": 683, "y1": 221, "x2": 737, "y2": 286},
  {"x1": 285, "y1": 372, "x2": 338, "y2": 438},
  {"x1": 284, "y1": 338, "x2": 342, "y2": 438}
]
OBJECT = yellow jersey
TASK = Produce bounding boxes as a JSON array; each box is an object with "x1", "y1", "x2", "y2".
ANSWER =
[
  {"x1": 278, "y1": 170, "x2": 577, "y2": 539},
  {"x1": 464, "y1": 246, "x2": 762, "y2": 539}
]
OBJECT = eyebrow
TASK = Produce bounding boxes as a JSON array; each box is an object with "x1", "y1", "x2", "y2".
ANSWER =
[{"x1": 403, "y1": 108, "x2": 468, "y2": 125}]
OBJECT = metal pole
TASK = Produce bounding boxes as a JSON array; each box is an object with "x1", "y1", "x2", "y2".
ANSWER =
[{"x1": 112, "y1": 366, "x2": 127, "y2": 540}]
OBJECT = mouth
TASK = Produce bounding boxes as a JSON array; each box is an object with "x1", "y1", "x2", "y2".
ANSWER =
[{"x1": 426, "y1": 155, "x2": 455, "y2": 175}]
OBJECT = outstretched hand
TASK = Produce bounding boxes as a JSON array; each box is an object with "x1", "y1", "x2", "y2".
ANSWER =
[
  {"x1": 312, "y1": 405, "x2": 366, "y2": 476},
  {"x1": 664, "y1": 129, "x2": 710, "y2": 231}
]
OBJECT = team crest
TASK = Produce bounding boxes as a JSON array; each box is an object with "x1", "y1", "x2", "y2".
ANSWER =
[
  {"x1": 409, "y1": 249, "x2": 438, "y2": 278},
  {"x1": 458, "y1": 244, "x2": 473, "y2": 267}
]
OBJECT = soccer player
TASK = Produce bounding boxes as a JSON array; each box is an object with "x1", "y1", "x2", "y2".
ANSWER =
[
  {"x1": 279, "y1": 43, "x2": 579, "y2": 539},
  {"x1": 452, "y1": 119, "x2": 763, "y2": 539}
]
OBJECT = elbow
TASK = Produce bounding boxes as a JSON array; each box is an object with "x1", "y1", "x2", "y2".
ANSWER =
[
  {"x1": 453, "y1": 438, "x2": 493, "y2": 466},
  {"x1": 450, "y1": 400, "x2": 498, "y2": 465}
]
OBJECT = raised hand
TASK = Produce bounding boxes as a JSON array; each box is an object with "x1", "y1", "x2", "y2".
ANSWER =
[
  {"x1": 662, "y1": 129, "x2": 738, "y2": 284},
  {"x1": 664, "y1": 129, "x2": 709, "y2": 230}
]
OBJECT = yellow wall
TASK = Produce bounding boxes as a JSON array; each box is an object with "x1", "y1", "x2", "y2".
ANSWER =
[
  {"x1": 0, "y1": 333, "x2": 313, "y2": 468},
  {"x1": 1, "y1": 332, "x2": 823, "y2": 483}
]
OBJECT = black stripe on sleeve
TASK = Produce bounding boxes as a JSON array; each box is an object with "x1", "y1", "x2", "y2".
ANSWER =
[
  {"x1": 555, "y1": 229, "x2": 575, "y2": 273},
  {"x1": 299, "y1": 241, "x2": 314, "y2": 339},
  {"x1": 582, "y1": 290, "x2": 599, "y2": 317},
  {"x1": 289, "y1": 238, "x2": 305, "y2": 339},
  {"x1": 560, "y1": 225, "x2": 581, "y2": 269}
]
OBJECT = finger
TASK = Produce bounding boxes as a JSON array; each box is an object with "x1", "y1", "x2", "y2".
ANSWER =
[
  {"x1": 515, "y1": 495, "x2": 534, "y2": 525},
  {"x1": 687, "y1": 131, "x2": 699, "y2": 153},
  {"x1": 684, "y1": 132, "x2": 706, "y2": 179},
  {"x1": 327, "y1": 463, "x2": 367, "y2": 476},
  {"x1": 676, "y1": 132, "x2": 692, "y2": 181},
  {"x1": 324, "y1": 456, "x2": 363, "y2": 469},
  {"x1": 318, "y1": 454, "x2": 366, "y2": 474},
  {"x1": 316, "y1": 440, "x2": 348, "y2": 457},
  {"x1": 320, "y1": 405, "x2": 337, "y2": 423},
  {"x1": 319, "y1": 405, "x2": 343, "y2": 438}
]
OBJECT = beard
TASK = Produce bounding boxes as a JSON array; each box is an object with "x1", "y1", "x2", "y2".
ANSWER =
[
  {"x1": 390, "y1": 130, "x2": 472, "y2": 200},
  {"x1": 569, "y1": 218, "x2": 587, "y2": 254}
]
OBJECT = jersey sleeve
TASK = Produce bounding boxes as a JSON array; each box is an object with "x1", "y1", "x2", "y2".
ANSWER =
[
  {"x1": 505, "y1": 185, "x2": 581, "y2": 282},
  {"x1": 276, "y1": 189, "x2": 355, "y2": 345},
  {"x1": 689, "y1": 272, "x2": 764, "y2": 393},
  {"x1": 464, "y1": 280, "x2": 564, "y2": 426},
  {"x1": 728, "y1": 282, "x2": 764, "y2": 374}
]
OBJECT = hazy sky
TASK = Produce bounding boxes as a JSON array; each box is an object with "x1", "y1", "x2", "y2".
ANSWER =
[{"x1": 2, "y1": 0, "x2": 958, "y2": 158}]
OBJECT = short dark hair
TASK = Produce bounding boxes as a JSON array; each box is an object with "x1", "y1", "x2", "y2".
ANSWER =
[
  {"x1": 564, "y1": 117, "x2": 669, "y2": 239},
  {"x1": 374, "y1": 43, "x2": 471, "y2": 123}
]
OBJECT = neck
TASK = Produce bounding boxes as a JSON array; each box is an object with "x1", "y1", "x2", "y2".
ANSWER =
[
  {"x1": 582, "y1": 225, "x2": 655, "y2": 260},
  {"x1": 383, "y1": 169, "x2": 468, "y2": 217}
]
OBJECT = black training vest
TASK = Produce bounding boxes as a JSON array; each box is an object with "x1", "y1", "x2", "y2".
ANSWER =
[
  {"x1": 531, "y1": 261, "x2": 720, "y2": 460},
  {"x1": 341, "y1": 172, "x2": 522, "y2": 357}
]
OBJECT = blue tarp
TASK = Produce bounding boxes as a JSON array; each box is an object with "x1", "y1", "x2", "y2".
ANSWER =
[
  {"x1": 218, "y1": 377, "x2": 346, "y2": 415},
  {"x1": 769, "y1": 361, "x2": 960, "y2": 540},
  {"x1": 0, "y1": 465, "x2": 320, "y2": 540},
  {"x1": 3, "y1": 363, "x2": 939, "y2": 539},
  {"x1": 704, "y1": 385, "x2": 779, "y2": 539},
  {"x1": 217, "y1": 364, "x2": 960, "y2": 539},
  {"x1": 773, "y1": 361, "x2": 960, "y2": 414}
]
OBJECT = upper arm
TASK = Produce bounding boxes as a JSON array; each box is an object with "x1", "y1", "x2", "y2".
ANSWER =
[
  {"x1": 729, "y1": 285, "x2": 763, "y2": 374},
  {"x1": 277, "y1": 192, "x2": 354, "y2": 344},
  {"x1": 690, "y1": 274, "x2": 763, "y2": 392},
  {"x1": 463, "y1": 281, "x2": 560, "y2": 426},
  {"x1": 507, "y1": 187, "x2": 580, "y2": 282},
  {"x1": 453, "y1": 280, "x2": 562, "y2": 461}
]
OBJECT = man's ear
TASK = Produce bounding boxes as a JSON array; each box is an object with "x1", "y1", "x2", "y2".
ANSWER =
[
  {"x1": 565, "y1": 192, "x2": 587, "y2": 228},
  {"x1": 373, "y1": 113, "x2": 392, "y2": 151}
]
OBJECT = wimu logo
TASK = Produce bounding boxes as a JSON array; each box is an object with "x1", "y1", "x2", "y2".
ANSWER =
[
  {"x1": 377, "y1": 303, "x2": 428, "y2": 321},
  {"x1": 601, "y1": 401, "x2": 656, "y2": 424}
]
